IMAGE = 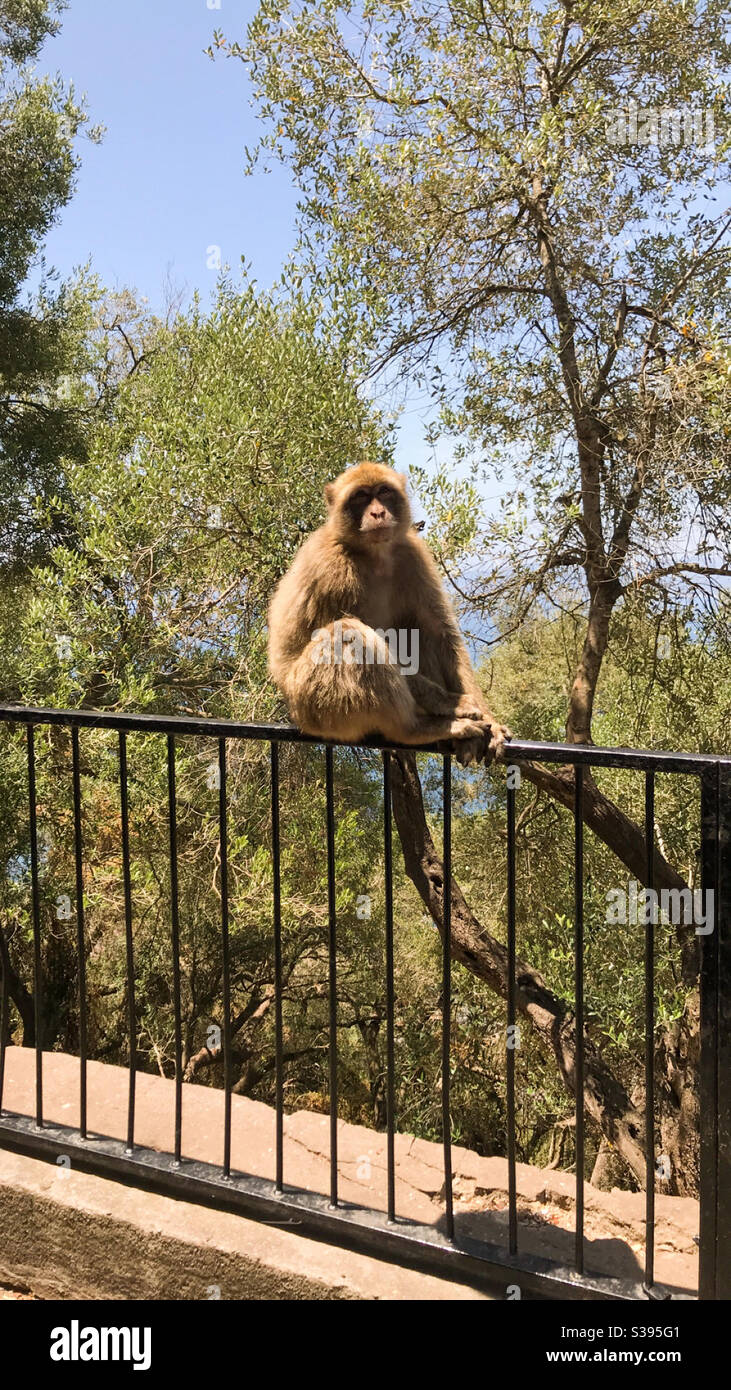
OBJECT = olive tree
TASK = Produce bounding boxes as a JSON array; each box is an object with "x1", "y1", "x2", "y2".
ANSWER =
[{"x1": 212, "y1": 0, "x2": 731, "y2": 1191}]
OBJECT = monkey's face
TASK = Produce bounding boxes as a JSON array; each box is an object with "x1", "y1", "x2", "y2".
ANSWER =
[
  {"x1": 345, "y1": 481, "x2": 404, "y2": 543},
  {"x1": 326, "y1": 464, "x2": 411, "y2": 548}
]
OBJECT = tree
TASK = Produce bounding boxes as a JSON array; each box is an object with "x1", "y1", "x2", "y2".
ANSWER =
[
  {"x1": 0, "y1": 0, "x2": 103, "y2": 572},
  {"x1": 4, "y1": 273, "x2": 727, "y2": 1194},
  {"x1": 7, "y1": 277, "x2": 387, "y2": 714},
  {"x1": 214, "y1": 0, "x2": 731, "y2": 1191},
  {"x1": 0, "y1": 278, "x2": 395, "y2": 1109}
]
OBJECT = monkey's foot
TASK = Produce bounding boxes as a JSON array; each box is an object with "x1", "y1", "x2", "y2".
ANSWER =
[
  {"x1": 453, "y1": 737, "x2": 484, "y2": 767},
  {"x1": 444, "y1": 716, "x2": 490, "y2": 766},
  {"x1": 486, "y1": 722, "x2": 513, "y2": 762},
  {"x1": 448, "y1": 720, "x2": 512, "y2": 766}
]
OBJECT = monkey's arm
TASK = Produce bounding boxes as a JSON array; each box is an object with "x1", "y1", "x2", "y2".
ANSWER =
[
  {"x1": 399, "y1": 539, "x2": 512, "y2": 763},
  {"x1": 401, "y1": 541, "x2": 492, "y2": 717},
  {"x1": 404, "y1": 670, "x2": 473, "y2": 717},
  {"x1": 413, "y1": 651, "x2": 492, "y2": 722}
]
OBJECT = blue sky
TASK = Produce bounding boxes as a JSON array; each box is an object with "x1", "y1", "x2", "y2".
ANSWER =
[
  {"x1": 38, "y1": 1, "x2": 297, "y2": 308},
  {"x1": 33, "y1": 4, "x2": 726, "y2": 506},
  {"x1": 34, "y1": 0, "x2": 438, "y2": 473}
]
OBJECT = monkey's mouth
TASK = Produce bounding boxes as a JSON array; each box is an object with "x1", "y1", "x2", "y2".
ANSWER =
[{"x1": 361, "y1": 521, "x2": 395, "y2": 540}]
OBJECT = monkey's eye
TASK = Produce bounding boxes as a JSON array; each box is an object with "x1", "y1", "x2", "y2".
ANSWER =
[
  {"x1": 376, "y1": 486, "x2": 396, "y2": 501},
  {"x1": 349, "y1": 489, "x2": 371, "y2": 506}
]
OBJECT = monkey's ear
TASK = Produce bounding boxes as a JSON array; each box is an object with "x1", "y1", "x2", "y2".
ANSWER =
[{"x1": 324, "y1": 482, "x2": 336, "y2": 508}]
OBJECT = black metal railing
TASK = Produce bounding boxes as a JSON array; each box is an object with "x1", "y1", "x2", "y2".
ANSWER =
[{"x1": 0, "y1": 704, "x2": 728, "y2": 1301}]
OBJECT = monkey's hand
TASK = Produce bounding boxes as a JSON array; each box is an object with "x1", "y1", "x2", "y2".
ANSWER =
[
  {"x1": 448, "y1": 717, "x2": 512, "y2": 767},
  {"x1": 485, "y1": 720, "x2": 512, "y2": 763}
]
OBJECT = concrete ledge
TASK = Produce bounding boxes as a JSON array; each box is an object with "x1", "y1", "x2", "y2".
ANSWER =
[
  {"x1": 0, "y1": 1148, "x2": 495, "y2": 1300},
  {"x1": 0, "y1": 1050, "x2": 492, "y2": 1300},
  {"x1": 0, "y1": 1049, "x2": 697, "y2": 1298}
]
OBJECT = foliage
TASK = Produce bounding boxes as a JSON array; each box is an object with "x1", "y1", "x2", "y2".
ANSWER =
[
  {"x1": 1, "y1": 1, "x2": 730, "y2": 1193},
  {"x1": 3, "y1": 278, "x2": 387, "y2": 714},
  {"x1": 218, "y1": 0, "x2": 731, "y2": 742},
  {"x1": 0, "y1": 0, "x2": 107, "y2": 572}
]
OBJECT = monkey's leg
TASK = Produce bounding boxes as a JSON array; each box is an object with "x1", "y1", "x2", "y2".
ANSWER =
[
  {"x1": 403, "y1": 671, "x2": 466, "y2": 716},
  {"x1": 408, "y1": 665, "x2": 511, "y2": 761},
  {"x1": 404, "y1": 677, "x2": 510, "y2": 763},
  {"x1": 283, "y1": 619, "x2": 493, "y2": 757}
]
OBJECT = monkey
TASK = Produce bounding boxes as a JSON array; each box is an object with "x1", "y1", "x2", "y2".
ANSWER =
[{"x1": 267, "y1": 462, "x2": 511, "y2": 764}]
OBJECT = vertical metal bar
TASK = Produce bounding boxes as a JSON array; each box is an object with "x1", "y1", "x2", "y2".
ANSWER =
[
  {"x1": 325, "y1": 744, "x2": 338, "y2": 1207},
  {"x1": 219, "y1": 737, "x2": 233, "y2": 1179},
  {"x1": 28, "y1": 725, "x2": 43, "y2": 1127},
  {"x1": 382, "y1": 751, "x2": 396, "y2": 1223},
  {"x1": 119, "y1": 732, "x2": 136, "y2": 1153},
  {"x1": 442, "y1": 754, "x2": 454, "y2": 1241},
  {"x1": 71, "y1": 727, "x2": 88, "y2": 1139},
  {"x1": 0, "y1": 914, "x2": 8, "y2": 1115},
  {"x1": 717, "y1": 763, "x2": 731, "y2": 1300},
  {"x1": 573, "y1": 762, "x2": 585, "y2": 1273},
  {"x1": 701, "y1": 762, "x2": 731, "y2": 1300},
  {"x1": 644, "y1": 770, "x2": 656, "y2": 1287},
  {"x1": 699, "y1": 764, "x2": 719, "y2": 1300},
  {"x1": 506, "y1": 775, "x2": 518, "y2": 1255},
  {"x1": 167, "y1": 735, "x2": 183, "y2": 1165},
  {"x1": 271, "y1": 741, "x2": 284, "y2": 1192}
]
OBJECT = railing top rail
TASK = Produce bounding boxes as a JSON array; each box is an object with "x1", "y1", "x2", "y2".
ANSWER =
[{"x1": 0, "y1": 704, "x2": 727, "y2": 774}]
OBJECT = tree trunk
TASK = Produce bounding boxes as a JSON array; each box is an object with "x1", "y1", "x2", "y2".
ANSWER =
[
  {"x1": 591, "y1": 1136, "x2": 635, "y2": 1191},
  {"x1": 0, "y1": 928, "x2": 35, "y2": 1044},
  {"x1": 565, "y1": 588, "x2": 619, "y2": 745},
  {"x1": 655, "y1": 988, "x2": 701, "y2": 1197}
]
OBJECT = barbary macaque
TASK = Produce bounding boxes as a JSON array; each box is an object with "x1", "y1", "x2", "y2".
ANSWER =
[{"x1": 267, "y1": 462, "x2": 510, "y2": 764}]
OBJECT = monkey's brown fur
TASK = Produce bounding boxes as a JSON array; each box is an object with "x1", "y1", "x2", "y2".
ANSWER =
[{"x1": 268, "y1": 463, "x2": 510, "y2": 763}]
